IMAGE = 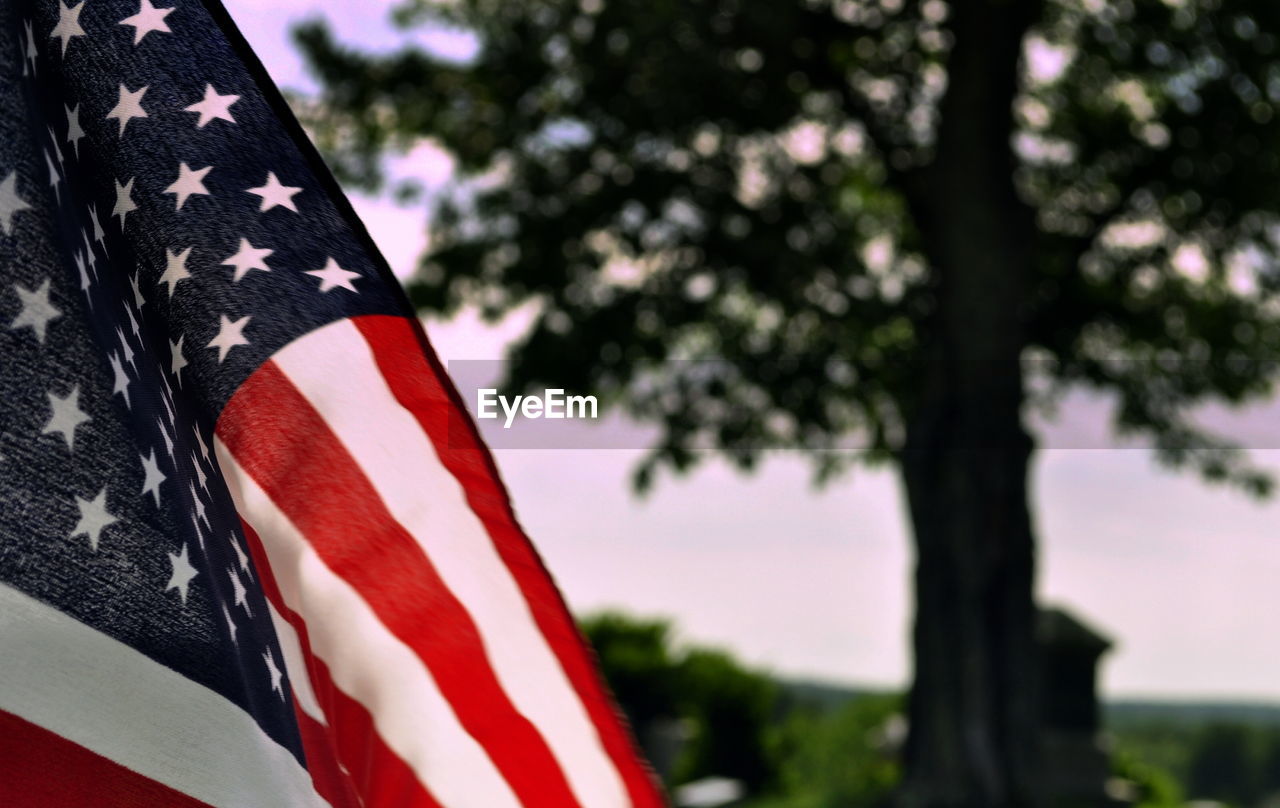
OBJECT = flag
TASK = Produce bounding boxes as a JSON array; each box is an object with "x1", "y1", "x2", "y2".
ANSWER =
[{"x1": 0, "y1": 0, "x2": 664, "y2": 806}]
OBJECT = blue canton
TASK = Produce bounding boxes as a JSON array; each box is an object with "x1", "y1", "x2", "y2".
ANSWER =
[{"x1": 0, "y1": 0, "x2": 402, "y2": 763}]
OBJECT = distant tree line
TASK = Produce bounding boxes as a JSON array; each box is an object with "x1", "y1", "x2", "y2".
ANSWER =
[
  {"x1": 1117, "y1": 719, "x2": 1280, "y2": 806},
  {"x1": 584, "y1": 612, "x2": 1280, "y2": 808},
  {"x1": 579, "y1": 611, "x2": 902, "y2": 807}
]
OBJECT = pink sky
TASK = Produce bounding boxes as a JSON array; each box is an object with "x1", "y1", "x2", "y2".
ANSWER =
[{"x1": 222, "y1": 0, "x2": 1280, "y2": 702}]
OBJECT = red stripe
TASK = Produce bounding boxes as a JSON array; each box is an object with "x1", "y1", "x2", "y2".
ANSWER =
[
  {"x1": 239, "y1": 519, "x2": 441, "y2": 808},
  {"x1": 247, "y1": 546, "x2": 363, "y2": 808},
  {"x1": 218, "y1": 360, "x2": 582, "y2": 808},
  {"x1": 0, "y1": 710, "x2": 214, "y2": 808},
  {"x1": 355, "y1": 315, "x2": 666, "y2": 807},
  {"x1": 293, "y1": 703, "x2": 364, "y2": 808}
]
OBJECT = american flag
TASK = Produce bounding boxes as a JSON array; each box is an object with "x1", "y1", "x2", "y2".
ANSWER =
[{"x1": 0, "y1": 0, "x2": 664, "y2": 805}]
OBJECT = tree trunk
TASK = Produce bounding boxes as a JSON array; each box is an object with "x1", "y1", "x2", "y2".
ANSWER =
[
  {"x1": 893, "y1": 1, "x2": 1044, "y2": 805},
  {"x1": 897, "y1": 411, "x2": 1039, "y2": 807}
]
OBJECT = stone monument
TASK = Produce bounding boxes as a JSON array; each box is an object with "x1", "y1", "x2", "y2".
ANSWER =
[{"x1": 1038, "y1": 607, "x2": 1126, "y2": 806}]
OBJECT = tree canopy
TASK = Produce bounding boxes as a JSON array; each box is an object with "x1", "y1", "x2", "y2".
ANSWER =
[
  {"x1": 296, "y1": 0, "x2": 1280, "y2": 802},
  {"x1": 579, "y1": 613, "x2": 778, "y2": 790},
  {"x1": 298, "y1": 0, "x2": 1280, "y2": 492}
]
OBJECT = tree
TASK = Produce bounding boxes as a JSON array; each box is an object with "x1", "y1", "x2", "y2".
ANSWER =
[
  {"x1": 578, "y1": 613, "x2": 681, "y2": 737},
  {"x1": 579, "y1": 613, "x2": 778, "y2": 790},
  {"x1": 1186, "y1": 723, "x2": 1257, "y2": 803},
  {"x1": 296, "y1": 1, "x2": 1280, "y2": 804},
  {"x1": 1110, "y1": 748, "x2": 1183, "y2": 808},
  {"x1": 675, "y1": 648, "x2": 778, "y2": 790},
  {"x1": 765, "y1": 694, "x2": 903, "y2": 808}
]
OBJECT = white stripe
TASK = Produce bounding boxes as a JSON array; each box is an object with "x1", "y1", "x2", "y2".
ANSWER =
[
  {"x1": 216, "y1": 444, "x2": 524, "y2": 808},
  {"x1": 0, "y1": 582, "x2": 327, "y2": 808},
  {"x1": 273, "y1": 319, "x2": 630, "y2": 808},
  {"x1": 267, "y1": 601, "x2": 326, "y2": 725}
]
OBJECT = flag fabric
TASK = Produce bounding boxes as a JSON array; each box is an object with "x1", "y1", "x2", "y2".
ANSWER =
[{"x1": 0, "y1": 1, "x2": 664, "y2": 806}]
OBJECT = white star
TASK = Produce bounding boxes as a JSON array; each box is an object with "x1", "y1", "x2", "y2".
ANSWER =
[
  {"x1": 140, "y1": 448, "x2": 165, "y2": 506},
  {"x1": 81, "y1": 230, "x2": 96, "y2": 275},
  {"x1": 156, "y1": 416, "x2": 174, "y2": 458},
  {"x1": 119, "y1": 0, "x2": 173, "y2": 44},
  {"x1": 158, "y1": 246, "x2": 192, "y2": 298},
  {"x1": 228, "y1": 567, "x2": 251, "y2": 615},
  {"x1": 50, "y1": 0, "x2": 86, "y2": 56},
  {"x1": 0, "y1": 172, "x2": 31, "y2": 236},
  {"x1": 106, "y1": 84, "x2": 149, "y2": 137},
  {"x1": 9, "y1": 279, "x2": 61, "y2": 342},
  {"x1": 116, "y1": 326, "x2": 135, "y2": 368},
  {"x1": 247, "y1": 172, "x2": 301, "y2": 213},
  {"x1": 221, "y1": 238, "x2": 272, "y2": 282},
  {"x1": 222, "y1": 605, "x2": 238, "y2": 643},
  {"x1": 306, "y1": 258, "x2": 361, "y2": 293},
  {"x1": 185, "y1": 84, "x2": 239, "y2": 128},
  {"x1": 208, "y1": 313, "x2": 250, "y2": 362},
  {"x1": 24, "y1": 21, "x2": 37, "y2": 72},
  {"x1": 74, "y1": 250, "x2": 90, "y2": 300},
  {"x1": 158, "y1": 374, "x2": 176, "y2": 423},
  {"x1": 108, "y1": 351, "x2": 131, "y2": 408},
  {"x1": 263, "y1": 648, "x2": 284, "y2": 698},
  {"x1": 47, "y1": 126, "x2": 65, "y2": 168},
  {"x1": 129, "y1": 273, "x2": 145, "y2": 311},
  {"x1": 64, "y1": 104, "x2": 85, "y2": 159},
  {"x1": 113, "y1": 177, "x2": 137, "y2": 226},
  {"x1": 231, "y1": 535, "x2": 250, "y2": 578},
  {"x1": 191, "y1": 451, "x2": 208, "y2": 490},
  {"x1": 71, "y1": 488, "x2": 117, "y2": 551},
  {"x1": 164, "y1": 163, "x2": 212, "y2": 210},
  {"x1": 125, "y1": 303, "x2": 142, "y2": 338},
  {"x1": 192, "y1": 424, "x2": 210, "y2": 463},
  {"x1": 169, "y1": 335, "x2": 188, "y2": 383},
  {"x1": 42, "y1": 386, "x2": 90, "y2": 450},
  {"x1": 45, "y1": 151, "x2": 61, "y2": 203},
  {"x1": 166, "y1": 544, "x2": 198, "y2": 605},
  {"x1": 89, "y1": 204, "x2": 106, "y2": 247},
  {"x1": 189, "y1": 483, "x2": 207, "y2": 526}
]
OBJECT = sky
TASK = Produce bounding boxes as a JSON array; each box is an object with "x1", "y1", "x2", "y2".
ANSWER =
[{"x1": 221, "y1": 0, "x2": 1280, "y2": 702}]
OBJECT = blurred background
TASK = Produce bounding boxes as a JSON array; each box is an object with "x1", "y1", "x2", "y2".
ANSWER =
[{"x1": 223, "y1": 0, "x2": 1280, "y2": 805}]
